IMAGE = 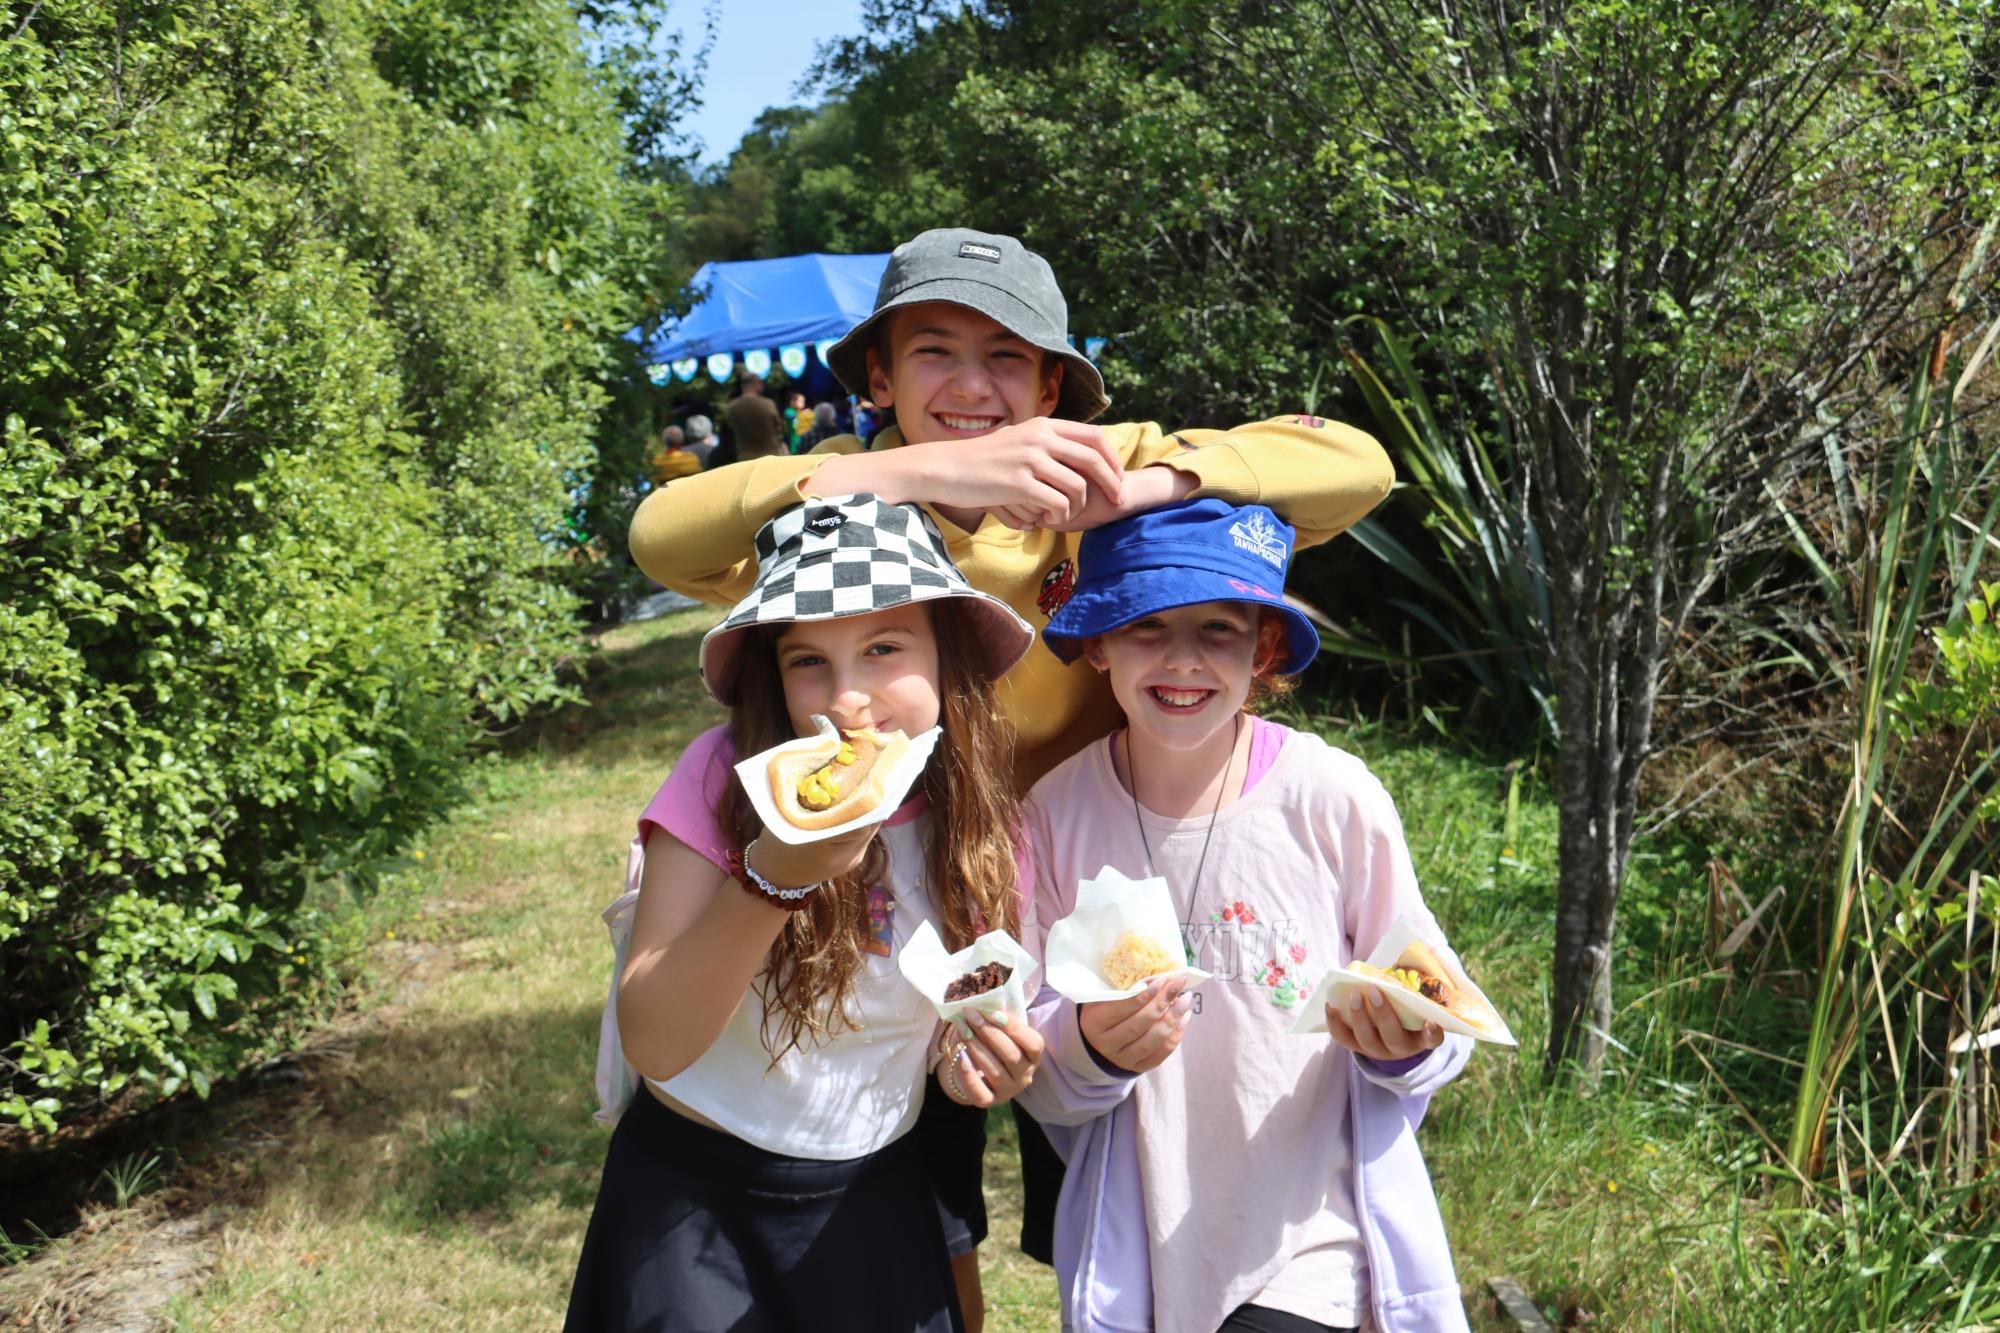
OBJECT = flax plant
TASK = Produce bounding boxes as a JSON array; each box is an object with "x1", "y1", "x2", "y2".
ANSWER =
[
  {"x1": 1784, "y1": 325, "x2": 2000, "y2": 1198},
  {"x1": 1337, "y1": 320, "x2": 1558, "y2": 749}
]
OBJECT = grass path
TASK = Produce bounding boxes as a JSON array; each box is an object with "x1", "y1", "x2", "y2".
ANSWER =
[
  {"x1": 156, "y1": 606, "x2": 1060, "y2": 1330},
  {"x1": 5, "y1": 606, "x2": 1752, "y2": 1329}
]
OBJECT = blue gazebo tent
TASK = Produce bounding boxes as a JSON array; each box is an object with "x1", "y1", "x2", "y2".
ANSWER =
[{"x1": 631, "y1": 252, "x2": 891, "y2": 366}]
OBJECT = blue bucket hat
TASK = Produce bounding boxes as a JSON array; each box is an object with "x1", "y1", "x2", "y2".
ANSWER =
[{"x1": 1042, "y1": 498, "x2": 1320, "y2": 673}]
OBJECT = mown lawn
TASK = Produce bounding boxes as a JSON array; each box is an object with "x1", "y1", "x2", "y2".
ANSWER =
[{"x1": 9, "y1": 605, "x2": 1771, "y2": 1329}]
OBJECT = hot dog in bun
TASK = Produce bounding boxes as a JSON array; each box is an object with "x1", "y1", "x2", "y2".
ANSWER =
[
  {"x1": 1351, "y1": 939, "x2": 1501, "y2": 1033},
  {"x1": 767, "y1": 727, "x2": 912, "y2": 831}
]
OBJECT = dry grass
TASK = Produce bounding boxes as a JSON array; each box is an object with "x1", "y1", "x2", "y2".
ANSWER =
[
  {"x1": 160, "y1": 609, "x2": 725, "y2": 1330},
  {"x1": 3, "y1": 608, "x2": 1779, "y2": 1330}
]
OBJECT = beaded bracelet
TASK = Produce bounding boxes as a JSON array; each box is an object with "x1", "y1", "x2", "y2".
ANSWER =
[
  {"x1": 936, "y1": 1027, "x2": 975, "y2": 1104},
  {"x1": 727, "y1": 842, "x2": 820, "y2": 912}
]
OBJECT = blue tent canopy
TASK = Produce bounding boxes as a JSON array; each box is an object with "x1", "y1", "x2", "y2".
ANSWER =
[{"x1": 631, "y1": 252, "x2": 890, "y2": 365}]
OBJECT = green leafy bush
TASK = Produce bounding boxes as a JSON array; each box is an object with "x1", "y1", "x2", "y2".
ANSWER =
[{"x1": 1, "y1": 0, "x2": 669, "y2": 1134}]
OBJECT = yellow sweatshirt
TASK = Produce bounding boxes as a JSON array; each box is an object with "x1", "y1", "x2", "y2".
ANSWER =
[{"x1": 628, "y1": 416, "x2": 1393, "y2": 791}]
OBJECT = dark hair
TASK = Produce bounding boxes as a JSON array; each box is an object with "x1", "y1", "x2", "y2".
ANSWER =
[{"x1": 713, "y1": 600, "x2": 1020, "y2": 1062}]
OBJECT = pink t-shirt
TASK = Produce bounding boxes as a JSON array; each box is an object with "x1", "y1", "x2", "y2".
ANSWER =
[{"x1": 629, "y1": 724, "x2": 945, "y2": 1160}]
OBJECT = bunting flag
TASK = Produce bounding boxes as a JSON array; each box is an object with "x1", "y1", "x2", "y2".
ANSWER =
[
  {"x1": 671, "y1": 357, "x2": 699, "y2": 383},
  {"x1": 778, "y1": 343, "x2": 808, "y2": 376},
  {"x1": 645, "y1": 362, "x2": 673, "y2": 386},
  {"x1": 705, "y1": 351, "x2": 734, "y2": 381},
  {"x1": 743, "y1": 348, "x2": 773, "y2": 377},
  {"x1": 813, "y1": 338, "x2": 839, "y2": 365},
  {"x1": 1084, "y1": 337, "x2": 1108, "y2": 362}
]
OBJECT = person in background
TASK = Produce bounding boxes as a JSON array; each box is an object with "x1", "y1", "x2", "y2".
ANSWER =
[
  {"x1": 852, "y1": 396, "x2": 880, "y2": 444},
  {"x1": 683, "y1": 414, "x2": 718, "y2": 469},
  {"x1": 724, "y1": 373, "x2": 785, "y2": 461},
  {"x1": 798, "y1": 402, "x2": 840, "y2": 451},
  {"x1": 649, "y1": 424, "x2": 700, "y2": 485},
  {"x1": 785, "y1": 389, "x2": 811, "y2": 452}
]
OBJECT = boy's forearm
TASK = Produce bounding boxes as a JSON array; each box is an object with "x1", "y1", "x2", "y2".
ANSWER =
[
  {"x1": 627, "y1": 453, "x2": 831, "y2": 598},
  {"x1": 804, "y1": 447, "x2": 924, "y2": 505},
  {"x1": 1123, "y1": 462, "x2": 1198, "y2": 513},
  {"x1": 1139, "y1": 416, "x2": 1395, "y2": 547}
]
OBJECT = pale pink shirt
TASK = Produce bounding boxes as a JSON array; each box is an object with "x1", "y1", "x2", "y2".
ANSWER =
[{"x1": 1025, "y1": 720, "x2": 1444, "y2": 1332}]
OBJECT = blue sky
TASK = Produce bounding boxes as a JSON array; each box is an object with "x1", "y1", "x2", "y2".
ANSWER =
[{"x1": 673, "y1": 0, "x2": 871, "y2": 166}]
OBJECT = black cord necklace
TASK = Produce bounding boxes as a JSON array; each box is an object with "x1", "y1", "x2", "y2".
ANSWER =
[{"x1": 1126, "y1": 711, "x2": 1241, "y2": 911}]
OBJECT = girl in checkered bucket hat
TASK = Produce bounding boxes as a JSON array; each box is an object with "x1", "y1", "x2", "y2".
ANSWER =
[{"x1": 567, "y1": 495, "x2": 1046, "y2": 1333}]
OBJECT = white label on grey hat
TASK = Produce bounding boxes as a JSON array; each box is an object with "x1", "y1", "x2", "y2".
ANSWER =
[{"x1": 957, "y1": 242, "x2": 1003, "y2": 263}]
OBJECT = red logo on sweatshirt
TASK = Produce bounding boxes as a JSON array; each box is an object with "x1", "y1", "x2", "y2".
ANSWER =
[{"x1": 1037, "y1": 559, "x2": 1076, "y2": 616}]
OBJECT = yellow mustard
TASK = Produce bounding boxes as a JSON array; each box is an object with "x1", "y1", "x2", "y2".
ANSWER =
[
  {"x1": 796, "y1": 738, "x2": 865, "y2": 809},
  {"x1": 1382, "y1": 967, "x2": 1425, "y2": 993}
]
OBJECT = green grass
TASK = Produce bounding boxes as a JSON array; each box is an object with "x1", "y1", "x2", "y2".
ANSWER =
[{"x1": 12, "y1": 610, "x2": 1939, "y2": 1329}]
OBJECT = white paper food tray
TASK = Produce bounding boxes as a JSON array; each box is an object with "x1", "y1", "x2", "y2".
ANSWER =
[
  {"x1": 734, "y1": 714, "x2": 941, "y2": 845},
  {"x1": 1289, "y1": 914, "x2": 1515, "y2": 1046},
  {"x1": 898, "y1": 923, "x2": 1039, "y2": 1034},
  {"x1": 1043, "y1": 865, "x2": 1212, "y2": 1004}
]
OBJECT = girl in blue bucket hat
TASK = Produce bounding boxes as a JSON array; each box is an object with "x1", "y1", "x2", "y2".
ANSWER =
[{"x1": 1016, "y1": 498, "x2": 1479, "y2": 1333}]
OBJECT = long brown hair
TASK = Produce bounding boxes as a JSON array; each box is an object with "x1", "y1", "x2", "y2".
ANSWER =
[{"x1": 713, "y1": 599, "x2": 1020, "y2": 1060}]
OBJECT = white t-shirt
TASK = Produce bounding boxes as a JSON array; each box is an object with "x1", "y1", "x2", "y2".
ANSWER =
[{"x1": 635, "y1": 726, "x2": 941, "y2": 1161}]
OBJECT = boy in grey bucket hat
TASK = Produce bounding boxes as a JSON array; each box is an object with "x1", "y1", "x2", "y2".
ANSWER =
[
  {"x1": 628, "y1": 223, "x2": 1398, "y2": 1316},
  {"x1": 825, "y1": 229, "x2": 1110, "y2": 424},
  {"x1": 632, "y1": 221, "x2": 1396, "y2": 789}
]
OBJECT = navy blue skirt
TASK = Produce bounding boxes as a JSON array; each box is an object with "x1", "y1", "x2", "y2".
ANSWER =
[{"x1": 565, "y1": 1090, "x2": 963, "y2": 1333}]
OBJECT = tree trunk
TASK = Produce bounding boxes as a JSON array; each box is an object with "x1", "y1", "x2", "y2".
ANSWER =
[
  {"x1": 1545, "y1": 617, "x2": 1620, "y2": 1076},
  {"x1": 1537, "y1": 438, "x2": 1670, "y2": 1078},
  {"x1": 1541, "y1": 531, "x2": 1668, "y2": 1079}
]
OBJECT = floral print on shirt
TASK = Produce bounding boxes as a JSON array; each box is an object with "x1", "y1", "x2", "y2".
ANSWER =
[{"x1": 1195, "y1": 899, "x2": 1315, "y2": 1010}]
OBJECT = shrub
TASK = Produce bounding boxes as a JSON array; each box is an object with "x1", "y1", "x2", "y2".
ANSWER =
[{"x1": 0, "y1": 0, "x2": 667, "y2": 1134}]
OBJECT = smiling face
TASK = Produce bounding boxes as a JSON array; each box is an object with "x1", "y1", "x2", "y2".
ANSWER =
[
  {"x1": 865, "y1": 302, "x2": 1063, "y2": 444},
  {"x1": 1087, "y1": 602, "x2": 1285, "y2": 759},
  {"x1": 773, "y1": 602, "x2": 942, "y2": 742}
]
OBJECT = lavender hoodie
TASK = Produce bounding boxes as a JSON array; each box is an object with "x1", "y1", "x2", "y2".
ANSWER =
[
  {"x1": 1025, "y1": 1004, "x2": 1472, "y2": 1333},
  {"x1": 1018, "y1": 726, "x2": 1475, "y2": 1333}
]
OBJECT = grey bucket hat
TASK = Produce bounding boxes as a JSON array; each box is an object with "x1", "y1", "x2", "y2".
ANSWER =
[
  {"x1": 825, "y1": 229, "x2": 1110, "y2": 423},
  {"x1": 699, "y1": 495, "x2": 1036, "y2": 705}
]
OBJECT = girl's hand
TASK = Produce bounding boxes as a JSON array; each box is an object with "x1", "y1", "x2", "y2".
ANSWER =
[
  {"x1": 939, "y1": 1010, "x2": 1045, "y2": 1107},
  {"x1": 1325, "y1": 985, "x2": 1444, "y2": 1062},
  {"x1": 745, "y1": 823, "x2": 877, "y2": 892},
  {"x1": 1079, "y1": 979, "x2": 1190, "y2": 1073}
]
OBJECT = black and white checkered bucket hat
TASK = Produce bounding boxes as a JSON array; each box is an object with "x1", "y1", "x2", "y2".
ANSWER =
[{"x1": 699, "y1": 495, "x2": 1036, "y2": 704}]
